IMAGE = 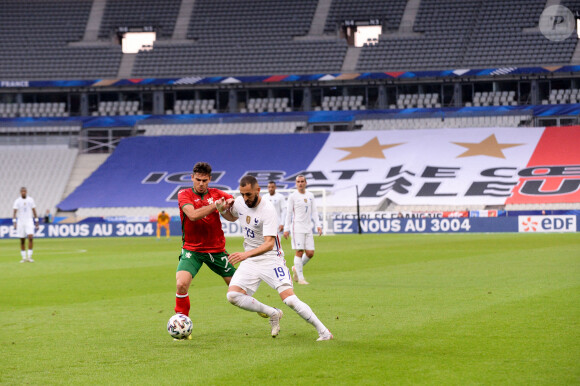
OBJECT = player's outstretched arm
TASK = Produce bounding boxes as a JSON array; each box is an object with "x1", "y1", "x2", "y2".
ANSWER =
[{"x1": 182, "y1": 202, "x2": 219, "y2": 221}]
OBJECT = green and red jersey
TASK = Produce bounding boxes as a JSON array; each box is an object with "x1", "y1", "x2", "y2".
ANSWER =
[{"x1": 178, "y1": 187, "x2": 233, "y2": 253}]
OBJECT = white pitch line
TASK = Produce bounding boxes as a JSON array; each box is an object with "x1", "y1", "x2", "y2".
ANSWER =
[{"x1": 38, "y1": 249, "x2": 88, "y2": 255}]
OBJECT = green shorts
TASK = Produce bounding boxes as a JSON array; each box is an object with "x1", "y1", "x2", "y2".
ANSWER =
[{"x1": 176, "y1": 249, "x2": 236, "y2": 279}]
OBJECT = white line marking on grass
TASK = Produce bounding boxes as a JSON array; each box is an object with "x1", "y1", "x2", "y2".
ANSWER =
[{"x1": 40, "y1": 249, "x2": 88, "y2": 255}]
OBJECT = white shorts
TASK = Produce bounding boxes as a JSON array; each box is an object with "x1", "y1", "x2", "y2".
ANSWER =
[
  {"x1": 16, "y1": 222, "x2": 35, "y2": 238},
  {"x1": 291, "y1": 232, "x2": 315, "y2": 251},
  {"x1": 229, "y1": 256, "x2": 293, "y2": 296}
]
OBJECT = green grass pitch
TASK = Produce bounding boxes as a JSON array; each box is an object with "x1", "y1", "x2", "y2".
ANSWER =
[{"x1": 0, "y1": 233, "x2": 579, "y2": 385}]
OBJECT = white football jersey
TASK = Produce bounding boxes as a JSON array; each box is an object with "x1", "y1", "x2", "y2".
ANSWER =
[
  {"x1": 262, "y1": 192, "x2": 286, "y2": 227},
  {"x1": 284, "y1": 190, "x2": 321, "y2": 234},
  {"x1": 13, "y1": 196, "x2": 36, "y2": 223},
  {"x1": 233, "y1": 196, "x2": 284, "y2": 259}
]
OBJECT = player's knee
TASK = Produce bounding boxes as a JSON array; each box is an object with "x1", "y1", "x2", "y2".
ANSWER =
[
  {"x1": 176, "y1": 281, "x2": 189, "y2": 294},
  {"x1": 227, "y1": 291, "x2": 241, "y2": 305},
  {"x1": 306, "y1": 251, "x2": 314, "y2": 258},
  {"x1": 283, "y1": 294, "x2": 298, "y2": 309}
]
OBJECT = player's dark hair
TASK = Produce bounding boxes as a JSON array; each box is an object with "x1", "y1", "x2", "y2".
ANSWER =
[
  {"x1": 268, "y1": 180, "x2": 276, "y2": 184},
  {"x1": 193, "y1": 162, "x2": 212, "y2": 175},
  {"x1": 240, "y1": 175, "x2": 258, "y2": 188}
]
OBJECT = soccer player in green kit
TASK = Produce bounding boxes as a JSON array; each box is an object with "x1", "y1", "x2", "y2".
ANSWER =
[{"x1": 173, "y1": 162, "x2": 236, "y2": 328}]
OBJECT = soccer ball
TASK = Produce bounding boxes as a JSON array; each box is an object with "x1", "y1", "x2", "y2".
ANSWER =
[{"x1": 167, "y1": 314, "x2": 193, "y2": 339}]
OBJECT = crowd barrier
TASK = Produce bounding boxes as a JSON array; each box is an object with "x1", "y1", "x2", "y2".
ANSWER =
[{"x1": 0, "y1": 214, "x2": 578, "y2": 239}]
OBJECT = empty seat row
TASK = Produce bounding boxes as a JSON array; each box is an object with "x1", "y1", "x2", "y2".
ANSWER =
[
  {"x1": 0, "y1": 102, "x2": 69, "y2": 118},
  {"x1": 468, "y1": 91, "x2": 517, "y2": 107},
  {"x1": 141, "y1": 121, "x2": 302, "y2": 135},
  {"x1": 170, "y1": 99, "x2": 217, "y2": 115},
  {"x1": 358, "y1": 115, "x2": 532, "y2": 130},
  {"x1": 392, "y1": 93, "x2": 441, "y2": 109},
  {"x1": 317, "y1": 95, "x2": 365, "y2": 111},
  {"x1": 241, "y1": 98, "x2": 291, "y2": 113},
  {"x1": 0, "y1": 125, "x2": 80, "y2": 134},
  {"x1": 543, "y1": 89, "x2": 580, "y2": 104},
  {"x1": 93, "y1": 101, "x2": 141, "y2": 116}
]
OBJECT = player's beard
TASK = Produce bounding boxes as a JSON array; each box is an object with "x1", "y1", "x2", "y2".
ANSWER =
[{"x1": 245, "y1": 194, "x2": 259, "y2": 208}]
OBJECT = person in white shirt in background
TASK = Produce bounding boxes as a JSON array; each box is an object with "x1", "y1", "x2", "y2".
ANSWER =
[
  {"x1": 283, "y1": 175, "x2": 322, "y2": 285},
  {"x1": 13, "y1": 187, "x2": 39, "y2": 263},
  {"x1": 261, "y1": 180, "x2": 286, "y2": 237},
  {"x1": 219, "y1": 175, "x2": 333, "y2": 341}
]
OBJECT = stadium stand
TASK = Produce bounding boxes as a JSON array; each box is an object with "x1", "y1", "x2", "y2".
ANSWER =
[
  {"x1": 0, "y1": 0, "x2": 578, "y2": 79},
  {"x1": 324, "y1": 0, "x2": 407, "y2": 33},
  {"x1": 0, "y1": 145, "x2": 78, "y2": 218},
  {"x1": 187, "y1": 0, "x2": 316, "y2": 40},
  {"x1": 357, "y1": 0, "x2": 578, "y2": 71},
  {"x1": 98, "y1": 0, "x2": 181, "y2": 40},
  {"x1": 0, "y1": 0, "x2": 579, "y2": 220},
  {"x1": 0, "y1": 0, "x2": 121, "y2": 80},
  {"x1": 133, "y1": 40, "x2": 348, "y2": 77},
  {"x1": 132, "y1": 0, "x2": 348, "y2": 77}
]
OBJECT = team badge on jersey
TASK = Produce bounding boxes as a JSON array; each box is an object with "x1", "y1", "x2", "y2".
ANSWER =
[
  {"x1": 246, "y1": 216, "x2": 251, "y2": 224},
  {"x1": 304, "y1": 199, "x2": 307, "y2": 203}
]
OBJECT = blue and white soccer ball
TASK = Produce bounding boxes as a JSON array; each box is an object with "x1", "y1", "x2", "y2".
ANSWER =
[{"x1": 167, "y1": 314, "x2": 193, "y2": 339}]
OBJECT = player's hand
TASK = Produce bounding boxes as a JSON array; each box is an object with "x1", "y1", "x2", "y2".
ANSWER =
[
  {"x1": 278, "y1": 225, "x2": 284, "y2": 233},
  {"x1": 228, "y1": 251, "x2": 249, "y2": 265},
  {"x1": 283, "y1": 231, "x2": 289, "y2": 239},
  {"x1": 215, "y1": 198, "x2": 226, "y2": 213},
  {"x1": 317, "y1": 227, "x2": 322, "y2": 236},
  {"x1": 225, "y1": 198, "x2": 235, "y2": 208}
]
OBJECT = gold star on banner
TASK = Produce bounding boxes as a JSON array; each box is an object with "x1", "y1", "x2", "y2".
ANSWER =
[
  {"x1": 452, "y1": 134, "x2": 522, "y2": 159},
  {"x1": 336, "y1": 137, "x2": 403, "y2": 161}
]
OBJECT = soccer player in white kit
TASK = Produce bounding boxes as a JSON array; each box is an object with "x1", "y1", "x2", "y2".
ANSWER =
[
  {"x1": 219, "y1": 175, "x2": 333, "y2": 341},
  {"x1": 13, "y1": 187, "x2": 39, "y2": 263},
  {"x1": 283, "y1": 175, "x2": 322, "y2": 285},
  {"x1": 261, "y1": 180, "x2": 286, "y2": 236}
]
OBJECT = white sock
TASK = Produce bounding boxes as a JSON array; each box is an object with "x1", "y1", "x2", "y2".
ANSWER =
[
  {"x1": 227, "y1": 292, "x2": 277, "y2": 317},
  {"x1": 20, "y1": 250, "x2": 26, "y2": 260},
  {"x1": 302, "y1": 256, "x2": 311, "y2": 267},
  {"x1": 283, "y1": 295, "x2": 327, "y2": 334},
  {"x1": 28, "y1": 249, "x2": 33, "y2": 259},
  {"x1": 294, "y1": 256, "x2": 304, "y2": 280}
]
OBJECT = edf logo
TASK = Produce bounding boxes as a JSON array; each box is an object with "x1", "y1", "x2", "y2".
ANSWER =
[{"x1": 518, "y1": 215, "x2": 577, "y2": 233}]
